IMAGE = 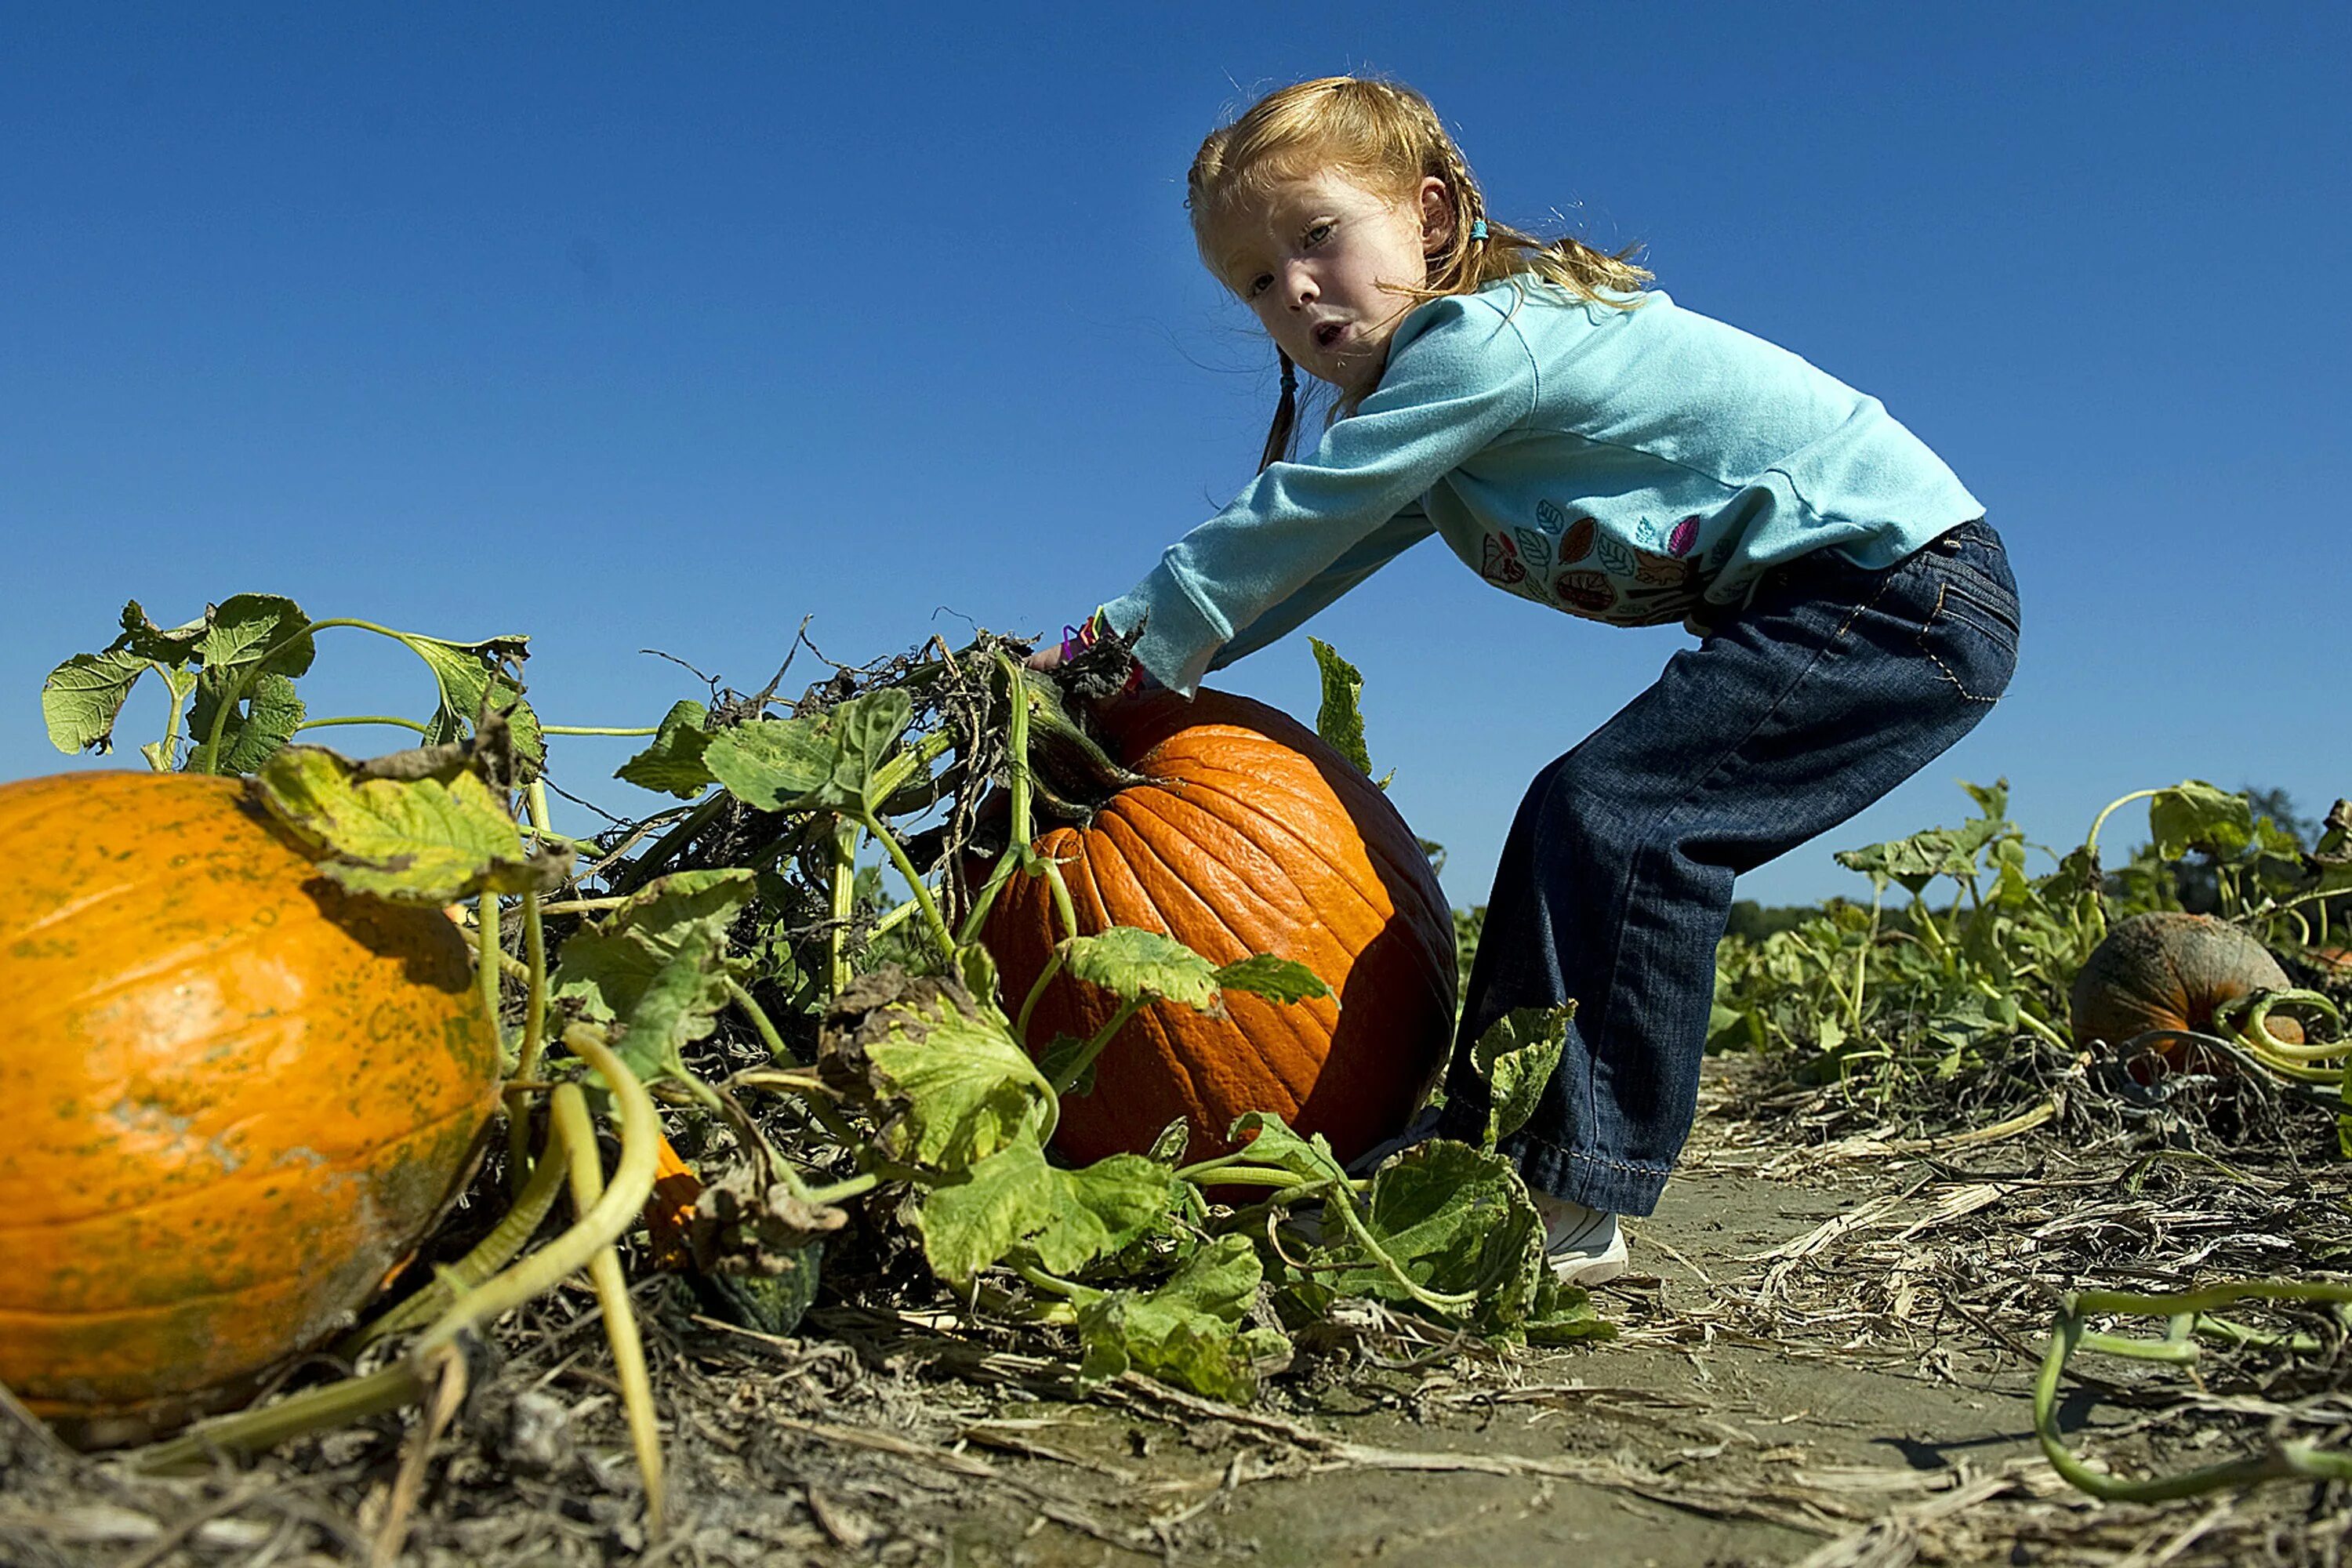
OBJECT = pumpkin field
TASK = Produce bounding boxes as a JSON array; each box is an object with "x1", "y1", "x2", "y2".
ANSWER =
[{"x1": 5, "y1": 596, "x2": 2350, "y2": 1568}]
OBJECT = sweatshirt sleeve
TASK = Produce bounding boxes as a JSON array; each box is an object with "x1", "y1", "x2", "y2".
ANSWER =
[
  {"x1": 1101, "y1": 298, "x2": 1537, "y2": 695},
  {"x1": 1206, "y1": 501, "x2": 1434, "y2": 671}
]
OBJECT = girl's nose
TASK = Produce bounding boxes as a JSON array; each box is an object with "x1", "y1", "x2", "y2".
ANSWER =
[{"x1": 1283, "y1": 263, "x2": 1318, "y2": 307}]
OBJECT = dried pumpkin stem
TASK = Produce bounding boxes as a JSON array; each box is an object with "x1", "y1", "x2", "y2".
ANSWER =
[{"x1": 551, "y1": 1083, "x2": 666, "y2": 1535}]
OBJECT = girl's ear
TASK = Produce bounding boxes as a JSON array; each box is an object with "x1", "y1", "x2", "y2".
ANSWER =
[{"x1": 1418, "y1": 176, "x2": 1456, "y2": 254}]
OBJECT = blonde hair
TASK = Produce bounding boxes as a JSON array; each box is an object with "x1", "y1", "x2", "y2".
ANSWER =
[{"x1": 1189, "y1": 75, "x2": 1653, "y2": 469}]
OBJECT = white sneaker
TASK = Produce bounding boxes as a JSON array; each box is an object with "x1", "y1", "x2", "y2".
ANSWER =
[{"x1": 1532, "y1": 1192, "x2": 1628, "y2": 1287}]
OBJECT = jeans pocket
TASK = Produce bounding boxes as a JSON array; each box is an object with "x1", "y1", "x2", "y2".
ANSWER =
[{"x1": 1916, "y1": 579, "x2": 2019, "y2": 703}]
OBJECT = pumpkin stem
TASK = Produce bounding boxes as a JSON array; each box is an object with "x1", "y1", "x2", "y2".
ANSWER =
[{"x1": 1017, "y1": 670, "x2": 1147, "y2": 815}]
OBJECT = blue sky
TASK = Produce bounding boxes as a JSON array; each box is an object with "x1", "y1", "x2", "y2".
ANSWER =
[{"x1": 4, "y1": 3, "x2": 2345, "y2": 908}]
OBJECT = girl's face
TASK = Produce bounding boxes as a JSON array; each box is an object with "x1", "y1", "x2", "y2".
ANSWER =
[{"x1": 1209, "y1": 169, "x2": 1452, "y2": 398}]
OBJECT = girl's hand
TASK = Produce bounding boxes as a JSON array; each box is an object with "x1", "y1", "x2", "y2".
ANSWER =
[{"x1": 1025, "y1": 641, "x2": 1066, "y2": 673}]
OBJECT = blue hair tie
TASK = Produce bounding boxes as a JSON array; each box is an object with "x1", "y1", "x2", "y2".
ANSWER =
[{"x1": 1468, "y1": 219, "x2": 1488, "y2": 241}]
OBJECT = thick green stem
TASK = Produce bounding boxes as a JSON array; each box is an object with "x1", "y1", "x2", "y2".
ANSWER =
[
  {"x1": 826, "y1": 819, "x2": 857, "y2": 996},
  {"x1": 551, "y1": 1084, "x2": 666, "y2": 1534},
  {"x1": 541, "y1": 724, "x2": 660, "y2": 736},
  {"x1": 1048, "y1": 996, "x2": 1147, "y2": 1098},
  {"x1": 134, "y1": 1031, "x2": 660, "y2": 1472},
  {"x1": 856, "y1": 809, "x2": 955, "y2": 964},
  {"x1": 347, "y1": 1128, "x2": 572, "y2": 1352}
]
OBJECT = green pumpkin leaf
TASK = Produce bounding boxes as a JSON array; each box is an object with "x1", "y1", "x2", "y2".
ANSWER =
[
  {"x1": 249, "y1": 744, "x2": 571, "y2": 903},
  {"x1": 42, "y1": 648, "x2": 155, "y2": 755},
  {"x1": 1526, "y1": 1271, "x2": 1616, "y2": 1344},
  {"x1": 1213, "y1": 953, "x2": 1333, "y2": 1006},
  {"x1": 1075, "y1": 1235, "x2": 1287, "y2": 1401},
  {"x1": 399, "y1": 633, "x2": 544, "y2": 782},
  {"x1": 1223, "y1": 1111, "x2": 1352, "y2": 1185},
  {"x1": 916, "y1": 1142, "x2": 1056, "y2": 1283},
  {"x1": 860, "y1": 993, "x2": 1055, "y2": 1169},
  {"x1": 186, "y1": 670, "x2": 307, "y2": 775},
  {"x1": 1147, "y1": 1119, "x2": 1191, "y2": 1165},
  {"x1": 2148, "y1": 781, "x2": 2256, "y2": 862},
  {"x1": 1468, "y1": 1004, "x2": 1573, "y2": 1149},
  {"x1": 615, "y1": 699, "x2": 717, "y2": 798},
  {"x1": 1061, "y1": 927, "x2": 1222, "y2": 1012},
  {"x1": 1031, "y1": 1155, "x2": 1181, "y2": 1276},
  {"x1": 606, "y1": 926, "x2": 734, "y2": 1087},
  {"x1": 196, "y1": 593, "x2": 317, "y2": 683},
  {"x1": 551, "y1": 871, "x2": 753, "y2": 1054},
  {"x1": 1835, "y1": 815, "x2": 2005, "y2": 895},
  {"x1": 1308, "y1": 637, "x2": 1374, "y2": 779},
  {"x1": 703, "y1": 689, "x2": 913, "y2": 815},
  {"x1": 1294, "y1": 1140, "x2": 1548, "y2": 1334}
]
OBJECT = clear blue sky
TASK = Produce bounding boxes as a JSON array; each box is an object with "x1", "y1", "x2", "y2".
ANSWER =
[{"x1": 5, "y1": 3, "x2": 2346, "y2": 908}]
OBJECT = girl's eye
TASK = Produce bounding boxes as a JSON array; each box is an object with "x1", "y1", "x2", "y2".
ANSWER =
[
  {"x1": 1304, "y1": 221, "x2": 1334, "y2": 246},
  {"x1": 1245, "y1": 274, "x2": 1272, "y2": 299}
]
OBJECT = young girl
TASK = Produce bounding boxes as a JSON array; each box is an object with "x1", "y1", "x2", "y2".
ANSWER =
[{"x1": 1033, "y1": 76, "x2": 2019, "y2": 1284}]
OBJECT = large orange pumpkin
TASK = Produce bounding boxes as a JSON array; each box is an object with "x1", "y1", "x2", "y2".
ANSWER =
[
  {"x1": 0, "y1": 771, "x2": 500, "y2": 1445},
  {"x1": 976, "y1": 689, "x2": 1457, "y2": 1167}
]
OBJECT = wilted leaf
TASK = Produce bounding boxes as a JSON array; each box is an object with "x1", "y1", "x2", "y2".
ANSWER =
[
  {"x1": 1031, "y1": 1155, "x2": 1180, "y2": 1276},
  {"x1": 821, "y1": 974, "x2": 1054, "y2": 1171},
  {"x1": 1468, "y1": 1004, "x2": 1572, "y2": 1149},
  {"x1": 250, "y1": 745, "x2": 571, "y2": 903},
  {"x1": 401, "y1": 633, "x2": 544, "y2": 781},
  {"x1": 616, "y1": 699, "x2": 717, "y2": 797},
  {"x1": 917, "y1": 1142, "x2": 1056, "y2": 1283},
  {"x1": 42, "y1": 648, "x2": 154, "y2": 755},
  {"x1": 1076, "y1": 1235, "x2": 1288, "y2": 1401},
  {"x1": 1294, "y1": 1140, "x2": 1548, "y2": 1334},
  {"x1": 1062, "y1": 927, "x2": 1221, "y2": 1012},
  {"x1": 2149, "y1": 781, "x2": 2256, "y2": 862}
]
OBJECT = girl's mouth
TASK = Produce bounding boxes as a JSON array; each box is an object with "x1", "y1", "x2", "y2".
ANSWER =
[{"x1": 1315, "y1": 321, "x2": 1345, "y2": 349}]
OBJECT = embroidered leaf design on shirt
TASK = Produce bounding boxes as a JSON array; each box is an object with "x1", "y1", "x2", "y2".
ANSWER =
[
  {"x1": 1633, "y1": 551, "x2": 1696, "y2": 588},
  {"x1": 1705, "y1": 535, "x2": 1738, "y2": 569},
  {"x1": 1553, "y1": 572, "x2": 1617, "y2": 615},
  {"x1": 1481, "y1": 533, "x2": 1526, "y2": 585},
  {"x1": 1559, "y1": 517, "x2": 1596, "y2": 564},
  {"x1": 1536, "y1": 499, "x2": 1570, "y2": 535},
  {"x1": 1512, "y1": 528, "x2": 1553, "y2": 572},
  {"x1": 1667, "y1": 515, "x2": 1702, "y2": 558},
  {"x1": 1595, "y1": 535, "x2": 1638, "y2": 579}
]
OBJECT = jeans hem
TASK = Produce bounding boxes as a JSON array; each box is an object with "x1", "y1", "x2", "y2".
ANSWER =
[{"x1": 1505, "y1": 1134, "x2": 1671, "y2": 1218}]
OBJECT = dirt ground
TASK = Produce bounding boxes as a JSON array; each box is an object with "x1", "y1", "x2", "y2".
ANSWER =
[{"x1": 6, "y1": 1054, "x2": 2349, "y2": 1568}]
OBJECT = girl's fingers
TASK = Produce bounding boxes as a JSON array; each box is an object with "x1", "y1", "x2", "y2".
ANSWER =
[{"x1": 1025, "y1": 644, "x2": 1065, "y2": 672}]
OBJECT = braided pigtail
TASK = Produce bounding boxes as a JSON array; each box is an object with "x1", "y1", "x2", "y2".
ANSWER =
[{"x1": 1256, "y1": 351, "x2": 1301, "y2": 473}]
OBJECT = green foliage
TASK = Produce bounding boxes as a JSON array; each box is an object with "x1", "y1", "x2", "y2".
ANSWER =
[
  {"x1": 1468, "y1": 1005, "x2": 1573, "y2": 1149},
  {"x1": 42, "y1": 596, "x2": 543, "y2": 779},
  {"x1": 1308, "y1": 636, "x2": 1375, "y2": 779},
  {"x1": 1710, "y1": 779, "x2": 2352, "y2": 1097},
  {"x1": 250, "y1": 744, "x2": 571, "y2": 905},
  {"x1": 615, "y1": 700, "x2": 717, "y2": 798}
]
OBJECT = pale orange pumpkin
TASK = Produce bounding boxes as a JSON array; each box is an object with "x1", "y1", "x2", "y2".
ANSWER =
[
  {"x1": 977, "y1": 690, "x2": 1457, "y2": 1167},
  {"x1": 0, "y1": 771, "x2": 499, "y2": 1445}
]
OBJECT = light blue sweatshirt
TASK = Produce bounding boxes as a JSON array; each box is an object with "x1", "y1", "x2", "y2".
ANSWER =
[{"x1": 1102, "y1": 277, "x2": 1984, "y2": 695}]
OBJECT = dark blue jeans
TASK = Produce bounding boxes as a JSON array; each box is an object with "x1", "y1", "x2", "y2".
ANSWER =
[{"x1": 1436, "y1": 520, "x2": 2020, "y2": 1215}]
